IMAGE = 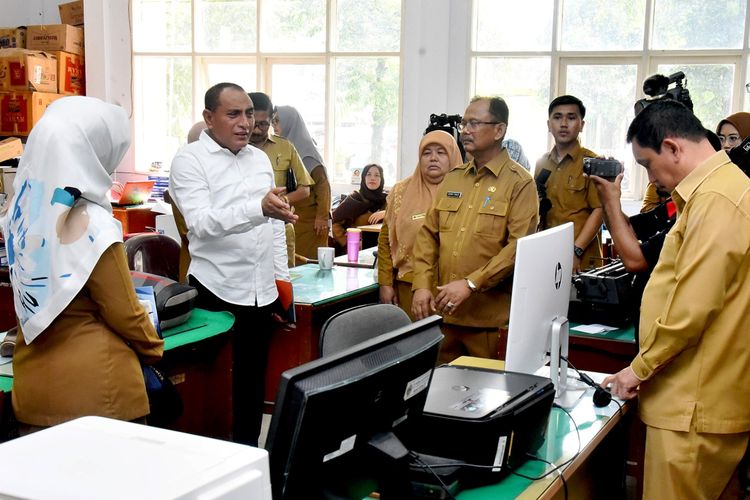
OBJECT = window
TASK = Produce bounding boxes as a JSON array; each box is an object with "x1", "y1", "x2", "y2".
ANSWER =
[
  {"x1": 472, "y1": 0, "x2": 750, "y2": 199},
  {"x1": 131, "y1": 0, "x2": 402, "y2": 184}
]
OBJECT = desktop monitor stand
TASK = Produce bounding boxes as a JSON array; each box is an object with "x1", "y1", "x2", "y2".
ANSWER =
[{"x1": 549, "y1": 316, "x2": 586, "y2": 408}]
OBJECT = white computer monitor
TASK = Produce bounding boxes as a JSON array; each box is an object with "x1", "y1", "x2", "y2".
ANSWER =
[{"x1": 505, "y1": 222, "x2": 574, "y2": 400}]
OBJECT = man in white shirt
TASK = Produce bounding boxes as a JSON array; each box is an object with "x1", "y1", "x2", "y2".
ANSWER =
[{"x1": 169, "y1": 82, "x2": 296, "y2": 446}]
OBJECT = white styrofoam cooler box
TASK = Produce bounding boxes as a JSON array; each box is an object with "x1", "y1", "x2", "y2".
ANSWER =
[{"x1": 0, "y1": 416, "x2": 272, "y2": 500}]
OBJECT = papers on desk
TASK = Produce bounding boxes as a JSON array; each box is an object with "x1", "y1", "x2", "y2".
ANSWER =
[{"x1": 570, "y1": 323, "x2": 619, "y2": 335}]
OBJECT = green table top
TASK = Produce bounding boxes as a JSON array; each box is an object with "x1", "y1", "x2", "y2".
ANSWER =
[
  {"x1": 458, "y1": 393, "x2": 623, "y2": 498},
  {"x1": 289, "y1": 264, "x2": 378, "y2": 306},
  {"x1": 0, "y1": 308, "x2": 235, "y2": 393},
  {"x1": 162, "y1": 308, "x2": 234, "y2": 349},
  {"x1": 570, "y1": 322, "x2": 636, "y2": 343}
]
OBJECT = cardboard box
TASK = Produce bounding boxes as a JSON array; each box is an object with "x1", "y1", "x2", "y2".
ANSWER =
[
  {"x1": 0, "y1": 27, "x2": 27, "y2": 49},
  {"x1": 52, "y1": 51, "x2": 84, "y2": 95},
  {"x1": 26, "y1": 25, "x2": 84, "y2": 55},
  {"x1": 0, "y1": 91, "x2": 63, "y2": 136},
  {"x1": 59, "y1": 1, "x2": 84, "y2": 26},
  {"x1": 0, "y1": 137, "x2": 23, "y2": 163},
  {"x1": 0, "y1": 49, "x2": 58, "y2": 93}
]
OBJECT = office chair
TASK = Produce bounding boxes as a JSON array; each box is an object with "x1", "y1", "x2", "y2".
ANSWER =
[
  {"x1": 123, "y1": 233, "x2": 181, "y2": 282},
  {"x1": 318, "y1": 303, "x2": 411, "y2": 357}
]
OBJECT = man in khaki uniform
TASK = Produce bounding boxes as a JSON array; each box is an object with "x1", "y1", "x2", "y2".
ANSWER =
[
  {"x1": 411, "y1": 96, "x2": 538, "y2": 363},
  {"x1": 248, "y1": 92, "x2": 313, "y2": 267},
  {"x1": 603, "y1": 100, "x2": 750, "y2": 499},
  {"x1": 535, "y1": 95, "x2": 602, "y2": 272}
]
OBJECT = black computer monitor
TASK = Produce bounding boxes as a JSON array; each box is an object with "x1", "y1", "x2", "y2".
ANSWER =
[{"x1": 265, "y1": 315, "x2": 443, "y2": 500}]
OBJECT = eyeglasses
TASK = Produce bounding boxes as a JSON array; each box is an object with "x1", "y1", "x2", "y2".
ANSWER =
[
  {"x1": 255, "y1": 121, "x2": 271, "y2": 129},
  {"x1": 458, "y1": 119, "x2": 501, "y2": 132},
  {"x1": 719, "y1": 134, "x2": 741, "y2": 145}
]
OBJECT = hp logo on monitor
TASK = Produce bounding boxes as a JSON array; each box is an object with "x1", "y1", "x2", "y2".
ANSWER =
[{"x1": 554, "y1": 262, "x2": 563, "y2": 290}]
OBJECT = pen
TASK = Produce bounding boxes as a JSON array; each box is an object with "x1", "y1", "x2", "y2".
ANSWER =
[{"x1": 482, "y1": 196, "x2": 491, "y2": 208}]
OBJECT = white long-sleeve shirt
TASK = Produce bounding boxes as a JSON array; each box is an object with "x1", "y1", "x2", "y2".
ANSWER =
[{"x1": 169, "y1": 131, "x2": 289, "y2": 306}]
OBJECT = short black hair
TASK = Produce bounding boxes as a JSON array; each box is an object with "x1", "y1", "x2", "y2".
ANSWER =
[
  {"x1": 204, "y1": 82, "x2": 245, "y2": 112},
  {"x1": 626, "y1": 100, "x2": 707, "y2": 153},
  {"x1": 248, "y1": 92, "x2": 273, "y2": 115},
  {"x1": 549, "y1": 95, "x2": 586, "y2": 118},
  {"x1": 470, "y1": 95, "x2": 509, "y2": 126}
]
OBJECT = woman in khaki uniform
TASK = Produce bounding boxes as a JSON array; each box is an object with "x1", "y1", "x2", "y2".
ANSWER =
[
  {"x1": 378, "y1": 130, "x2": 462, "y2": 320},
  {"x1": 2, "y1": 97, "x2": 164, "y2": 431}
]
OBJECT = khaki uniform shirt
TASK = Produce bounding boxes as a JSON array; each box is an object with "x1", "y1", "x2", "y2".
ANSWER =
[
  {"x1": 13, "y1": 243, "x2": 164, "y2": 426},
  {"x1": 535, "y1": 141, "x2": 602, "y2": 267},
  {"x1": 413, "y1": 149, "x2": 538, "y2": 328},
  {"x1": 258, "y1": 135, "x2": 314, "y2": 266},
  {"x1": 258, "y1": 135, "x2": 314, "y2": 191},
  {"x1": 641, "y1": 182, "x2": 670, "y2": 213},
  {"x1": 633, "y1": 151, "x2": 750, "y2": 434}
]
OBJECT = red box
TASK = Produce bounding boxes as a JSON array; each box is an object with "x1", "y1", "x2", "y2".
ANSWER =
[
  {"x1": 52, "y1": 51, "x2": 85, "y2": 95},
  {"x1": 0, "y1": 91, "x2": 63, "y2": 136}
]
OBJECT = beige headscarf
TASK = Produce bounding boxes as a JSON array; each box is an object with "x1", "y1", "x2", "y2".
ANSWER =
[{"x1": 386, "y1": 130, "x2": 462, "y2": 279}]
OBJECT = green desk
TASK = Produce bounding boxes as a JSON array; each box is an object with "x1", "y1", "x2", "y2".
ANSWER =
[
  {"x1": 0, "y1": 309, "x2": 235, "y2": 441},
  {"x1": 567, "y1": 323, "x2": 637, "y2": 373},
  {"x1": 451, "y1": 357, "x2": 630, "y2": 499},
  {"x1": 265, "y1": 264, "x2": 379, "y2": 405}
]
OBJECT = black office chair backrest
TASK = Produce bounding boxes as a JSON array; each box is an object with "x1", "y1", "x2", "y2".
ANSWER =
[
  {"x1": 123, "y1": 233, "x2": 181, "y2": 282},
  {"x1": 319, "y1": 303, "x2": 412, "y2": 357}
]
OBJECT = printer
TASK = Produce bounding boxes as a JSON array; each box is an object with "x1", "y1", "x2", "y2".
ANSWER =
[
  {"x1": 569, "y1": 260, "x2": 634, "y2": 326},
  {"x1": 406, "y1": 365, "x2": 555, "y2": 489}
]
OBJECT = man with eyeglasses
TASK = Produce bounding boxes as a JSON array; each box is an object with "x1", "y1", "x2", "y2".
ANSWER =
[
  {"x1": 412, "y1": 96, "x2": 538, "y2": 363},
  {"x1": 535, "y1": 95, "x2": 603, "y2": 273},
  {"x1": 248, "y1": 92, "x2": 313, "y2": 267}
]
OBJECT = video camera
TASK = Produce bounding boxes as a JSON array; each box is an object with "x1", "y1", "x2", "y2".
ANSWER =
[
  {"x1": 424, "y1": 113, "x2": 466, "y2": 161},
  {"x1": 634, "y1": 71, "x2": 693, "y2": 114},
  {"x1": 729, "y1": 135, "x2": 750, "y2": 178}
]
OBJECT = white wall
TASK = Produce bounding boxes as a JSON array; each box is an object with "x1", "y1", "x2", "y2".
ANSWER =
[
  {"x1": 5, "y1": 0, "x2": 474, "y2": 183},
  {"x1": 4, "y1": 0, "x2": 60, "y2": 25}
]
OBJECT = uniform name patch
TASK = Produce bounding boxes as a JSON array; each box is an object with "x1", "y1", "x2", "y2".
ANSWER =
[{"x1": 447, "y1": 191, "x2": 462, "y2": 198}]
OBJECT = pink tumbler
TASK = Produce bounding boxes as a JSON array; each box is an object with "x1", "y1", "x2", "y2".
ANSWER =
[{"x1": 346, "y1": 228, "x2": 361, "y2": 263}]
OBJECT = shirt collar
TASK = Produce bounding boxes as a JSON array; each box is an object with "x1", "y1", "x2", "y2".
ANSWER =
[
  {"x1": 548, "y1": 139, "x2": 583, "y2": 164},
  {"x1": 200, "y1": 129, "x2": 251, "y2": 156},
  {"x1": 465, "y1": 148, "x2": 513, "y2": 177},
  {"x1": 672, "y1": 150, "x2": 731, "y2": 211}
]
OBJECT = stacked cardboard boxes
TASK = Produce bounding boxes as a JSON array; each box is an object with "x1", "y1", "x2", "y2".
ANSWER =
[{"x1": 0, "y1": 14, "x2": 86, "y2": 136}]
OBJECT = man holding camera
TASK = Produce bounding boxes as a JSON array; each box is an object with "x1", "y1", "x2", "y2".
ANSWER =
[
  {"x1": 535, "y1": 95, "x2": 603, "y2": 272},
  {"x1": 603, "y1": 100, "x2": 750, "y2": 499}
]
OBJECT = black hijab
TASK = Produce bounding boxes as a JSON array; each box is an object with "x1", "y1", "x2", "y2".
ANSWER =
[{"x1": 332, "y1": 163, "x2": 387, "y2": 223}]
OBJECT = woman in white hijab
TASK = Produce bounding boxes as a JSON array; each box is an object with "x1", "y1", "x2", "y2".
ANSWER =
[
  {"x1": 2, "y1": 96, "x2": 164, "y2": 432},
  {"x1": 273, "y1": 106, "x2": 332, "y2": 259}
]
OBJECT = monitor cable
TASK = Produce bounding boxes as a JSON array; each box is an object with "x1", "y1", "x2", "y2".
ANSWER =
[
  {"x1": 407, "y1": 451, "x2": 458, "y2": 500},
  {"x1": 559, "y1": 355, "x2": 621, "y2": 410}
]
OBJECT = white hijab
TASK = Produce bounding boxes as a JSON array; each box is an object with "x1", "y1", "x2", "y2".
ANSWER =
[
  {"x1": 276, "y1": 105, "x2": 326, "y2": 173},
  {"x1": 2, "y1": 96, "x2": 130, "y2": 343}
]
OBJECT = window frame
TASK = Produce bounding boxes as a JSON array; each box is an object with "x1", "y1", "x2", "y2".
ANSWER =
[{"x1": 130, "y1": 0, "x2": 404, "y2": 185}]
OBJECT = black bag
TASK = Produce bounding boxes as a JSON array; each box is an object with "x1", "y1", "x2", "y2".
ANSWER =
[
  {"x1": 142, "y1": 365, "x2": 183, "y2": 427},
  {"x1": 286, "y1": 166, "x2": 297, "y2": 193}
]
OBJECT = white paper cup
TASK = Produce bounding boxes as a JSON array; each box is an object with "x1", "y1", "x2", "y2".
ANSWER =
[{"x1": 318, "y1": 247, "x2": 335, "y2": 270}]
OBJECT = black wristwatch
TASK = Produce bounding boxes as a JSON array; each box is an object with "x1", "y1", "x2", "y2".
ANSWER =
[{"x1": 574, "y1": 245, "x2": 585, "y2": 258}]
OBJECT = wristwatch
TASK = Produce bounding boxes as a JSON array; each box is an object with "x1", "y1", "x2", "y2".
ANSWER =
[
  {"x1": 574, "y1": 245, "x2": 585, "y2": 258},
  {"x1": 465, "y1": 278, "x2": 477, "y2": 293}
]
